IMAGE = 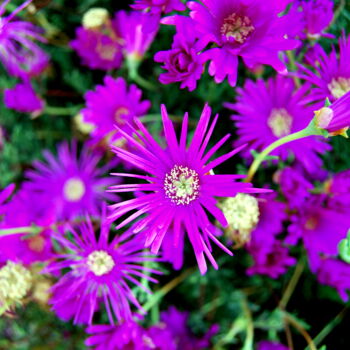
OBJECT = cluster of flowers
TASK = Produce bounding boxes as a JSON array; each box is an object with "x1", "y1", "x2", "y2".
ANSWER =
[{"x1": 1, "y1": 0, "x2": 350, "y2": 349}]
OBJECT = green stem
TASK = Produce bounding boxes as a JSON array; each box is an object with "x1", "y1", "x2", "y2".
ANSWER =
[
  {"x1": 242, "y1": 295, "x2": 254, "y2": 350},
  {"x1": 45, "y1": 105, "x2": 82, "y2": 116},
  {"x1": 130, "y1": 71, "x2": 157, "y2": 91},
  {"x1": 286, "y1": 51, "x2": 301, "y2": 88},
  {"x1": 0, "y1": 226, "x2": 40, "y2": 236},
  {"x1": 245, "y1": 120, "x2": 323, "y2": 182}
]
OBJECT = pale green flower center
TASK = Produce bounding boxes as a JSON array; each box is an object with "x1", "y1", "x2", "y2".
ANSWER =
[
  {"x1": 82, "y1": 8, "x2": 109, "y2": 29},
  {"x1": 0, "y1": 262, "x2": 32, "y2": 307},
  {"x1": 268, "y1": 108, "x2": 293, "y2": 137},
  {"x1": 164, "y1": 165, "x2": 200, "y2": 205},
  {"x1": 87, "y1": 250, "x2": 115, "y2": 276},
  {"x1": 221, "y1": 13, "x2": 254, "y2": 43},
  {"x1": 328, "y1": 77, "x2": 350, "y2": 99},
  {"x1": 63, "y1": 177, "x2": 86, "y2": 202},
  {"x1": 114, "y1": 107, "x2": 129, "y2": 124}
]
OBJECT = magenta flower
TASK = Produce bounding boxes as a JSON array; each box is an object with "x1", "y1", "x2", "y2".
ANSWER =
[
  {"x1": 226, "y1": 76, "x2": 331, "y2": 174},
  {"x1": 4, "y1": 81, "x2": 44, "y2": 114},
  {"x1": 0, "y1": 183, "x2": 15, "y2": 210},
  {"x1": 154, "y1": 17, "x2": 205, "y2": 91},
  {"x1": 109, "y1": 104, "x2": 265, "y2": 274},
  {"x1": 131, "y1": 0, "x2": 186, "y2": 14},
  {"x1": 314, "y1": 90, "x2": 350, "y2": 137},
  {"x1": 183, "y1": 0, "x2": 299, "y2": 86},
  {"x1": 114, "y1": 11, "x2": 159, "y2": 60},
  {"x1": 46, "y1": 215, "x2": 159, "y2": 325},
  {"x1": 298, "y1": 35, "x2": 350, "y2": 103},
  {"x1": 247, "y1": 193, "x2": 295, "y2": 279},
  {"x1": 82, "y1": 77, "x2": 151, "y2": 145},
  {"x1": 70, "y1": 26, "x2": 123, "y2": 71},
  {"x1": 257, "y1": 341, "x2": 290, "y2": 350},
  {"x1": 0, "y1": 0, "x2": 49, "y2": 78},
  {"x1": 24, "y1": 142, "x2": 118, "y2": 220}
]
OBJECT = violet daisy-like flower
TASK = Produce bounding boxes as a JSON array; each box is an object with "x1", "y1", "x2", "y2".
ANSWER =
[
  {"x1": 184, "y1": 0, "x2": 299, "y2": 86},
  {"x1": 82, "y1": 76, "x2": 151, "y2": 145},
  {"x1": 314, "y1": 90, "x2": 350, "y2": 137},
  {"x1": 70, "y1": 8, "x2": 123, "y2": 71},
  {"x1": 131, "y1": 0, "x2": 186, "y2": 14},
  {"x1": 154, "y1": 17, "x2": 205, "y2": 91},
  {"x1": 46, "y1": 214, "x2": 159, "y2": 325},
  {"x1": 24, "y1": 141, "x2": 118, "y2": 220},
  {"x1": 226, "y1": 76, "x2": 331, "y2": 174},
  {"x1": 109, "y1": 104, "x2": 265, "y2": 274},
  {"x1": 4, "y1": 81, "x2": 44, "y2": 115},
  {"x1": 0, "y1": 0, "x2": 49, "y2": 78},
  {"x1": 298, "y1": 35, "x2": 350, "y2": 102}
]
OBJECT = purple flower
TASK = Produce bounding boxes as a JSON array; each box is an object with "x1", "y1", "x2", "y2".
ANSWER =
[
  {"x1": 24, "y1": 141, "x2": 118, "y2": 220},
  {"x1": 4, "y1": 81, "x2": 44, "y2": 114},
  {"x1": 0, "y1": 0, "x2": 49, "y2": 78},
  {"x1": 325, "y1": 169, "x2": 350, "y2": 210},
  {"x1": 114, "y1": 11, "x2": 159, "y2": 60},
  {"x1": 46, "y1": 215, "x2": 159, "y2": 325},
  {"x1": 291, "y1": 0, "x2": 334, "y2": 40},
  {"x1": 82, "y1": 77, "x2": 151, "y2": 145},
  {"x1": 226, "y1": 76, "x2": 331, "y2": 174},
  {"x1": 257, "y1": 341, "x2": 290, "y2": 350},
  {"x1": 0, "y1": 183, "x2": 15, "y2": 210},
  {"x1": 184, "y1": 0, "x2": 299, "y2": 85},
  {"x1": 0, "y1": 187, "x2": 55, "y2": 264},
  {"x1": 247, "y1": 193, "x2": 295, "y2": 278},
  {"x1": 314, "y1": 90, "x2": 350, "y2": 137},
  {"x1": 298, "y1": 35, "x2": 350, "y2": 103},
  {"x1": 109, "y1": 104, "x2": 265, "y2": 274},
  {"x1": 131, "y1": 0, "x2": 186, "y2": 14},
  {"x1": 154, "y1": 17, "x2": 205, "y2": 91},
  {"x1": 275, "y1": 166, "x2": 313, "y2": 208}
]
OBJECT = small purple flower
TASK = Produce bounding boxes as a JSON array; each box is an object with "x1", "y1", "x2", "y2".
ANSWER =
[
  {"x1": 226, "y1": 76, "x2": 331, "y2": 174},
  {"x1": 114, "y1": 11, "x2": 159, "y2": 61},
  {"x1": 0, "y1": 0, "x2": 49, "y2": 78},
  {"x1": 4, "y1": 81, "x2": 44, "y2": 114},
  {"x1": 314, "y1": 90, "x2": 350, "y2": 137},
  {"x1": 154, "y1": 17, "x2": 205, "y2": 91},
  {"x1": 82, "y1": 77, "x2": 151, "y2": 145},
  {"x1": 0, "y1": 183, "x2": 15, "y2": 210},
  {"x1": 184, "y1": 0, "x2": 299, "y2": 85},
  {"x1": 131, "y1": 0, "x2": 186, "y2": 14},
  {"x1": 46, "y1": 215, "x2": 159, "y2": 325},
  {"x1": 325, "y1": 169, "x2": 350, "y2": 210},
  {"x1": 257, "y1": 341, "x2": 290, "y2": 350},
  {"x1": 24, "y1": 141, "x2": 118, "y2": 220},
  {"x1": 109, "y1": 104, "x2": 266, "y2": 274},
  {"x1": 291, "y1": 0, "x2": 334, "y2": 40},
  {"x1": 298, "y1": 35, "x2": 350, "y2": 103},
  {"x1": 247, "y1": 193, "x2": 295, "y2": 278}
]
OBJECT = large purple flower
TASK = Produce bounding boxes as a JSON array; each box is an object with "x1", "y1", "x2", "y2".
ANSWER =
[
  {"x1": 109, "y1": 104, "x2": 265, "y2": 274},
  {"x1": 4, "y1": 81, "x2": 44, "y2": 114},
  {"x1": 185, "y1": 0, "x2": 299, "y2": 85},
  {"x1": 132, "y1": 0, "x2": 186, "y2": 14},
  {"x1": 298, "y1": 35, "x2": 350, "y2": 103},
  {"x1": 154, "y1": 17, "x2": 205, "y2": 91},
  {"x1": 227, "y1": 76, "x2": 331, "y2": 174},
  {"x1": 0, "y1": 0, "x2": 49, "y2": 78},
  {"x1": 24, "y1": 142, "x2": 118, "y2": 220},
  {"x1": 46, "y1": 215, "x2": 159, "y2": 325},
  {"x1": 81, "y1": 77, "x2": 151, "y2": 145}
]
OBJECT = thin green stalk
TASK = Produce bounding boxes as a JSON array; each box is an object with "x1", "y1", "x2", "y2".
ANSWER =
[
  {"x1": 0, "y1": 226, "x2": 40, "y2": 236},
  {"x1": 45, "y1": 105, "x2": 83, "y2": 116}
]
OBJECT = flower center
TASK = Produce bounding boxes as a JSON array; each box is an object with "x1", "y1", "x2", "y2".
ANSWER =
[
  {"x1": 87, "y1": 250, "x2": 115, "y2": 276},
  {"x1": 219, "y1": 194, "x2": 260, "y2": 244},
  {"x1": 305, "y1": 216, "x2": 318, "y2": 230},
  {"x1": 328, "y1": 77, "x2": 350, "y2": 99},
  {"x1": 221, "y1": 13, "x2": 254, "y2": 43},
  {"x1": 114, "y1": 107, "x2": 129, "y2": 124},
  {"x1": 0, "y1": 262, "x2": 32, "y2": 304},
  {"x1": 164, "y1": 165, "x2": 200, "y2": 205},
  {"x1": 63, "y1": 177, "x2": 86, "y2": 202},
  {"x1": 268, "y1": 108, "x2": 293, "y2": 137},
  {"x1": 82, "y1": 8, "x2": 109, "y2": 29}
]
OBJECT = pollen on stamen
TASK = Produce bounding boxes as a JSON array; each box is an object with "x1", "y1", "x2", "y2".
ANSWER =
[
  {"x1": 164, "y1": 165, "x2": 200, "y2": 205},
  {"x1": 221, "y1": 13, "x2": 254, "y2": 44},
  {"x1": 328, "y1": 77, "x2": 350, "y2": 100},
  {"x1": 268, "y1": 108, "x2": 293, "y2": 137},
  {"x1": 63, "y1": 177, "x2": 86, "y2": 202},
  {"x1": 87, "y1": 250, "x2": 115, "y2": 276}
]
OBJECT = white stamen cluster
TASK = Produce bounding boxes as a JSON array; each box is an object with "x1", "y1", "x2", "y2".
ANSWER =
[
  {"x1": 328, "y1": 77, "x2": 350, "y2": 100},
  {"x1": 82, "y1": 8, "x2": 109, "y2": 29},
  {"x1": 268, "y1": 108, "x2": 293, "y2": 138},
  {"x1": 221, "y1": 13, "x2": 254, "y2": 43},
  {"x1": 63, "y1": 177, "x2": 86, "y2": 202},
  {"x1": 219, "y1": 194, "x2": 260, "y2": 244},
  {"x1": 87, "y1": 250, "x2": 115, "y2": 276},
  {"x1": 164, "y1": 165, "x2": 200, "y2": 205},
  {"x1": 0, "y1": 261, "x2": 32, "y2": 308}
]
